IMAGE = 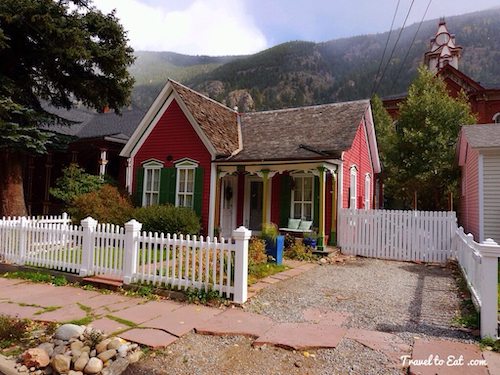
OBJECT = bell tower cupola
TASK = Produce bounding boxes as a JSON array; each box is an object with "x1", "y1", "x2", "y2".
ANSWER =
[{"x1": 424, "y1": 18, "x2": 462, "y2": 73}]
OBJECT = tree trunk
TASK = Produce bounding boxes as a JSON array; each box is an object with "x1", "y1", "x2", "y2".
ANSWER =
[{"x1": 0, "y1": 150, "x2": 27, "y2": 217}]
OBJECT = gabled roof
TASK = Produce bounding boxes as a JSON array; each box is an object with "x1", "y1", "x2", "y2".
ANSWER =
[
  {"x1": 229, "y1": 100, "x2": 371, "y2": 162},
  {"x1": 462, "y1": 124, "x2": 500, "y2": 149},
  {"x1": 438, "y1": 64, "x2": 484, "y2": 92}
]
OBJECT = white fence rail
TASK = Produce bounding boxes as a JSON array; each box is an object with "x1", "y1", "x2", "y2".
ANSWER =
[
  {"x1": 452, "y1": 227, "x2": 500, "y2": 339},
  {"x1": 0, "y1": 215, "x2": 250, "y2": 303},
  {"x1": 338, "y1": 209, "x2": 457, "y2": 263}
]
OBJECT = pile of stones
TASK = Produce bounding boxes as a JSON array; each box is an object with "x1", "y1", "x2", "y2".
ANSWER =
[{"x1": 15, "y1": 324, "x2": 143, "y2": 375}]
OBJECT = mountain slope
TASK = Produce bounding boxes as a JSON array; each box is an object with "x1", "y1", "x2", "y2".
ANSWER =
[{"x1": 130, "y1": 7, "x2": 500, "y2": 111}]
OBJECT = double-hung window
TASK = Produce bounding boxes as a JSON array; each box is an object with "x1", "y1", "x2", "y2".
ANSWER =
[
  {"x1": 349, "y1": 166, "x2": 357, "y2": 209},
  {"x1": 291, "y1": 175, "x2": 314, "y2": 220},
  {"x1": 364, "y1": 173, "x2": 371, "y2": 209},
  {"x1": 175, "y1": 160, "x2": 198, "y2": 208},
  {"x1": 142, "y1": 161, "x2": 162, "y2": 207}
]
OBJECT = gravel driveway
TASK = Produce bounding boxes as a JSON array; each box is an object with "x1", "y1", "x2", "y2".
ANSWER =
[{"x1": 126, "y1": 258, "x2": 474, "y2": 375}]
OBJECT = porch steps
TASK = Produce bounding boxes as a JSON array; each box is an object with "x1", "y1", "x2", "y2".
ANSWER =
[{"x1": 82, "y1": 275, "x2": 123, "y2": 291}]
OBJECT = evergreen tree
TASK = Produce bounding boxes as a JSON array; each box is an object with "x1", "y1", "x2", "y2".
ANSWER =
[
  {"x1": 387, "y1": 66, "x2": 476, "y2": 210},
  {"x1": 0, "y1": 0, "x2": 135, "y2": 216}
]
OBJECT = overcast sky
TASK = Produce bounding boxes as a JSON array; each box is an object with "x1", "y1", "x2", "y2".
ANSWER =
[{"x1": 92, "y1": 0, "x2": 500, "y2": 55}]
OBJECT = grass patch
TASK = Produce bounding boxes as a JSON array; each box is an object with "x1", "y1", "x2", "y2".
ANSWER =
[
  {"x1": 106, "y1": 315, "x2": 138, "y2": 328},
  {"x1": 0, "y1": 315, "x2": 30, "y2": 349},
  {"x1": 77, "y1": 303, "x2": 92, "y2": 314},
  {"x1": 65, "y1": 316, "x2": 94, "y2": 326},
  {"x1": 2, "y1": 271, "x2": 68, "y2": 286},
  {"x1": 185, "y1": 287, "x2": 222, "y2": 305},
  {"x1": 248, "y1": 263, "x2": 288, "y2": 285},
  {"x1": 34, "y1": 306, "x2": 61, "y2": 316}
]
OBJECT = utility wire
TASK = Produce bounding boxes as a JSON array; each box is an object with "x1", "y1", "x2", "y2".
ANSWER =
[
  {"x1": 373, "y1": 0, "x2": 416, "y2": 95},
  {"x1": 390, "y1": 0, "x2": 433, "y2": 93},
  {"x1": 370, "y1": 0, "x2": 401, "y2": 96}
]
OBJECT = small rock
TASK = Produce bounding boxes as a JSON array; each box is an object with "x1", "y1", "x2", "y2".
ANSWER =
[
  {"x1": 96, "y1": 339, "x2": 111, "y2": 354},
  {"x1": 21, "y1": 348, "x2": 50, "y2": 368},
  {"x1": 103, "y1": 359, "x2": 112, "y2": 368},
  {"x1": 97, "y1": 349, "x2": 116, "y2": 362},
  {"x1": 70, "y1": 341, "x2": 84, "y2": 352},
  {"x1": 294, "y1": 360, "x2": 303, "y2": 368},
  {"x1": 129, "y1": 344, "x2": 138, "y2": 350},
  {"x1": 33, "y1": 370, "x2": 42, "y2": 375},
  {"x1": 117, "y1": 345, "x2": 128, "y2": 358},
  {"x1": 43, "y1": 367, "x2": 53, "y2": 375},
  {"x1": 52, "y1": 355, "x2": 71, "y2": 374},
  {"x1": 90, "y1": 350, "x2": 96, "y2": 357},
  {"x1": 30, "y1": 367, "x2": 35, "y2": 372},
  {"x1": 107, "y1": 338, "x2": 122, "y2": 350},
  {"x1": 18, "y1": 365, "x2": 28, "y2": 372},
  {"x1": 37, "y1": 343, "x2": 54, "y2": 357},
  {"x1": 72, "y1": 349, "x2": 82, "y2": 360},
  {"x1": 81, "y1": 346, "x2": 90, "y2": 353},
  {"x1": 319, "y1": 258, "x2": 327, "y2": 264},
  {"x1": 54, "y1": 324, "x2": 85, "y2": 341},
  {"x1": 52, "y1": 345, "x2": 66, "y2": 357},
  {"x1": 74, "y1": 352, "x2": 90, "y2": 371},
  {"x1": 127, "y1": 351, "x2": 143, "y2": 364},
  {"x1": 69, "y1": 371, "x2": 83, "y2": 375},
  {"x1": 101, "y1": 358, "x2": 129, "y2": 375},
  {"x1": 53, "y1": 340, "x2": 65, "y2": 347},
  {"x1": 84, "y1": 357, "x2": 103, "y2": 374}
]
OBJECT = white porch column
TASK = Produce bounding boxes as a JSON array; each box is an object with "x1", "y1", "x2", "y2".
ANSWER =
[
  {"x1": 99, "y1": 149, "x2": 108, "y2": 178},
  {"x1": 126, "y1": 157, "x2": 133, "y2": 194}
]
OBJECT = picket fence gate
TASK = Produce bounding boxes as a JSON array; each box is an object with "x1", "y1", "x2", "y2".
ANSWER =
[
  {"x1": 0, "y1": 215, "x2": 251, "y2": 303},
  {"x1": 338, "y1": 209, "x2": 457, "y2": 263}
]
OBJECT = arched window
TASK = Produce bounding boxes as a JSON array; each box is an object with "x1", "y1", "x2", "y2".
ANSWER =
[
  {"x1": 349, "y1": 166, "x2": 357, "y2": 209},
  {"x1": 493, "y1": 113, "x2": 500, "y2": 124},
  {"x1": 364, "y1": 174, "x2": 371, "y2": 209}
]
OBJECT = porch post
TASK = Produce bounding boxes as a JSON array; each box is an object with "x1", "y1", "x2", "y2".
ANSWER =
[
  {"x1": 214, "y1": 171, "x2": 222, "y2": 235},
  {"x1": 330, "y1": 169, "x2": 338, "y2": 246},
  {"x1": 261, "y1": 170, "x2": 270, "y2": 226},
  {"x1": 317, "y1": 166, "x2": 326, "y2": 250}
]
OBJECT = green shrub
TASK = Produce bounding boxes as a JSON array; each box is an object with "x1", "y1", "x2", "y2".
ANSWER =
[
  {"x1": 50, "y1": 164, "x2": 103, "y2": 205},
  {"x1": 132, "y1": 204, "x2": 200, "y2": 235},
  {"x1": 0, "y1": 315, "x2": 30, "y2": 347},
  {"x1": 261, "y1": 222, "x2": 279, "y2": 242},
  {"x1": 68, "y1": 184, "x2": 134, "y2": 224},
  {"x1": 248, "y1": 237, "x2": 267, "y2": 266},
  {"x1": 284, "y1": 233, "x2": 295, "y2": 249},
  {"x1": 285, "y1": 241, "x2": 318, "y2": 261}
]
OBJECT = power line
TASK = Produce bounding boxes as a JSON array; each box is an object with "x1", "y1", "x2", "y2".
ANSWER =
[
  {"x1": 373, "y1": 0, "x2": 416, "y2": 95},
  {"x1": 390, "y1": 0, "x2": 433, "y2": 93},
  {"x1": 370, "y1": 0, "x2": 401, "y2": 96}
]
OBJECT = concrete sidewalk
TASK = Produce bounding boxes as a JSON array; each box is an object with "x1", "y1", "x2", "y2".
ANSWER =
[{"x1": 0, "y1": 277, "x2": 497, "y2": 374}]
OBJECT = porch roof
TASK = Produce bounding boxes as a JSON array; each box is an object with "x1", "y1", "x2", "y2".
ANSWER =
[{"x1": 227, "y1": 99, "x2": 370, "y2": 162}]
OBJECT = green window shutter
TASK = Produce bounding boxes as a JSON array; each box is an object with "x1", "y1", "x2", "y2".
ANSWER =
[
  {"x1": 279, "y1": 175, "x2": 292, "y2": 227},
  {"x1": 135, "y1": 168, "x2": 144, "y2": 206},
  {"x1": 158, "y1": 168, "x2": 176, "y2": 205},
  {"x1": 313, "y1": 176, "x2": 319, "y2": 228},
  {"x1": 193, "y1": 167, "x2": 204, "y2": 216}
]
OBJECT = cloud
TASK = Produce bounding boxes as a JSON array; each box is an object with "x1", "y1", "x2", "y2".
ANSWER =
[{"x1": 92, "y1": 0, "x2": 267, "y2": 55}]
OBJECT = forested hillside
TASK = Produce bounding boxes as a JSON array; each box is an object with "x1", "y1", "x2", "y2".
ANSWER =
[{"x1": 130, "y1": 8, "x2": 500, "y2": 111}]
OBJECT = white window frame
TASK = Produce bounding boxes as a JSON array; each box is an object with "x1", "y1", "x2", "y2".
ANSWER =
[
  {"x1": 291, "y1": 174, "x2": 314, "y2": 221},
  {"x1": 349, "y1": 166, "x2": 358, "y2": 209},
  {"x1": 364, "y1": 173, "x2": 371, "y2": 210},
  {"x1": 175, "y1": 159, "x2": 199, "y2": 209},
  {"x1": 493, "y1": 113, "x2": 500, "y2": 124},
  {"x1": 142, "y1": 160, "x2": 163, "y2": 207}
]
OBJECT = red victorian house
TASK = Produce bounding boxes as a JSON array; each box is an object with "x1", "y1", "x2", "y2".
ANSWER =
[{"x1": 120, "y1": 80, "x2": 381, "y2": 250}]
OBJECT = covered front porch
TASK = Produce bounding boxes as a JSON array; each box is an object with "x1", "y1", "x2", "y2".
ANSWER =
[{"x1": 213, "y1": 160, "x2": 341, "y2": 250}]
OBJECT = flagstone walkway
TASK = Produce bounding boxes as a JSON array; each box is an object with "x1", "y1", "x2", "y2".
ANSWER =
[{"x1": 0, "y1": 268, "x2": 498, "y2": 374}]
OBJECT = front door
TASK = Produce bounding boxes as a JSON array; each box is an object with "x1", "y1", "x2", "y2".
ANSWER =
[
  {"x1": 220, "y1": 176, "x2": 237, "y2": 238},
  {"x1": 248, "y1": 179, "x2": 263, "y2": 231}
]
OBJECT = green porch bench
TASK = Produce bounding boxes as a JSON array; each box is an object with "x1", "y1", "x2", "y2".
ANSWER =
[{"x1": 279, "y1": 218, "x2": 313, "y2": 236}]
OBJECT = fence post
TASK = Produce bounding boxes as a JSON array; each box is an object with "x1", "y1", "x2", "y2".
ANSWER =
[
  {"x1": 123, "y1": 219, "x2": 142, "y2": 284},
  {"x1": 478, "y1": 238, "x2": 500, "y2": 338},
  {"x1": 80, "y1": 217, "x2": 97, "y2": 277},
  {"x1": 17, "y1": 217, "x2": 28, "y2": 265},
  {"x1": 232, "y1": 226, "x2": 251, "y2": 304}
]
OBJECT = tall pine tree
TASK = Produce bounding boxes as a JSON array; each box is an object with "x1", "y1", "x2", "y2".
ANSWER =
[{"x1": 0, "y1": 0, "x2": 135, "y2": 216}]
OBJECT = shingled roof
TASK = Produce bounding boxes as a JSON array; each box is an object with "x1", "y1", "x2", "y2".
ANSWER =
[
  {"x1": 170, "y1": 80, "x2": 239, "y2": 157},
  {"x1": 229, "y1": 100, "x2": 370, "y2": 161},
  {"x1": 462, "y1": 124, "x2": 500, "y2": 148}
]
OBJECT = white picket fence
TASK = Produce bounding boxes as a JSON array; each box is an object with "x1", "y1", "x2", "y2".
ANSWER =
[
  {"x1": 0, "y1": 215, "x2": 251, "y2": 303},
  {"x1": 452, "y1": 227, "x2": 500, "y2": 338},
  {"x1": 338, "y1": 209, "x2": 457, "y2": 263}
]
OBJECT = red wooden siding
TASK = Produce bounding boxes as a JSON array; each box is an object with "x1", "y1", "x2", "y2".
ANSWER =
[
  {"x1": 342, "y1": 119, "x2": 374, "y2": 209},
  {"x1": 459, "y1": 146, "x2": 480, "y2": 240},
  {"x1": 133, "y1": 99, "x2": 212, "y2": 234}
]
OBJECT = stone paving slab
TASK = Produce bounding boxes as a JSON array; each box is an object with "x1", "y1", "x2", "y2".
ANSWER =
[
  {"x1": 278, "y1": 268, "x2": 308, "y2": 277},
  {"x1": 0, "y1": 302, "x2": 39, "y2": 320},
  {"x1": 11, "y1": 285, "x2": 100, "y2": 307},
  {"x1": 120, "y1": 328, "x2": 177, "y2": 348},
  {"x1": 91, "y1": 317, "x2": 131, "y2": 335},
  {"x1": 35, "y1": 304, "x2": 87, "y2": 323},
  {"x1": 111, "y1": 300, "x2": 181, "y2": 324},
  {"x1": 84, "y1": 293, "x2": 132, "y2": 309},
  {"x1": 195, "y1": 308, "x2": 274, "y2": 338},
  {"x1": 482, "y1": 351, "x2": 500, "y2": 375},
  {"x1": 303, "y1": 308, "x2": 351, "y2": 326},
  {"x1": 268, "y1": 273, "x2": 291, "y2": 281},
  {"x1": 93, "y1": 299, "x2": 141, "y2": 316},
  {"x1": 259, "y1": 277, "x2": 281, "y2": 285},
  {"x1": 346, "y1": 328, "x2": 411, "y2": 366},
  {"x1": 247, "y1": 282, "x2": 269, "y2": 293},
  {"x1": 410, "y1": 339, "x2": 488, "y2": 375},
  {"x1": 253, "y1": 323, "x2": 347, "y2": 350},
  {"x1": 0, "y1": 278, "x2": 25, "y2": 287},
  {"x1": 143, "y1": 304, "x2": 222, "y2": 337}
]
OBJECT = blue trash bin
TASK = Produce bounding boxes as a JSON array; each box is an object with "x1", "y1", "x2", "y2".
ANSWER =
[{"x1": 264, "y1": 235, "x2": 284, "y2": 265}]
